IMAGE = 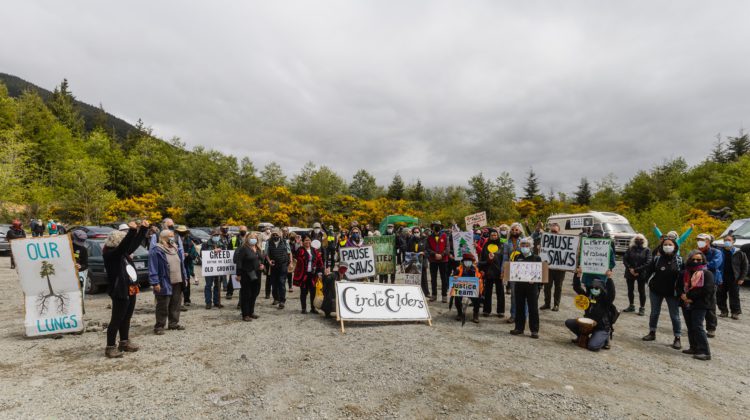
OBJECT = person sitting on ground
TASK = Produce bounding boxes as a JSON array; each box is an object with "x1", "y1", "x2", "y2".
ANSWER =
[{"x1": 566, "y1": 278, "x2": 616, "y2": 351}]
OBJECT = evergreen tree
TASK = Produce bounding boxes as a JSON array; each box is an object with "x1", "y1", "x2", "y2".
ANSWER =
[
  {"x1": 575, "y1": 178, "x2": 592, "y2": 206},
  {"x1": 349, "y1": 169, "x2": 377, "y2": 199},
  {"x1": 467, "y1": 172, "x2": 494, "y2": 219},
  {"x1": 726, "y1": 129, "x2": 750, "y2": 161},
  {"x1": 523, "y1": 168, "x2": 541, "y2": 200},
  {"x1": 408, "y1": 179, "x2": 425, "y2": 201},
  {"x1": 48, "y1": 79, "x2": 84, "y2": 135},
  {"x1": 387, "y1": 174, "x2": 405, "y2": 200},
  {"x1": 493, "y1": 172, "x2": 518, "y2": 221},
  {"x1": 239, "y1": 157, "x2": 262, "y2": 194},
  {"x1": 710, "y1": 134, "x2": 727, "y2": 163}
]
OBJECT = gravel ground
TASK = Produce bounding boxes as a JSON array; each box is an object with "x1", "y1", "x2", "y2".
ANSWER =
[{"x1": 0, "y1": 254, "x2": 748, "y2": 419}]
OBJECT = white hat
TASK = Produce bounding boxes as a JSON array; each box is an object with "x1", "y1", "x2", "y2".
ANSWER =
[{"x1": 118, "y1": 224, "x2": 129, "y2": 232}]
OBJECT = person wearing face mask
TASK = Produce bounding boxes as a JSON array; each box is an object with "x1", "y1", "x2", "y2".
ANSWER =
[
  {"x1": 678, "y1": 250, "x2": 716, "y2": 361},
  {"x1": 652, "y1": 223, "x2": 694, "y2": 247},
  {"x1": 149, "y1": 229, "x2": 188, "y2": 335},
  {"x1": 503, "y1": 223, "x2": 525, "y2": 324},
  {"x1": 406, "y1": 227, "x2": 429, "y2": 295},
  {"x1": 479, "y1": 229, "x2": 505, "y2": 318},
  {"x1": 175, "y1": 225, "x2": 197, "y2": 309},
  {"x1": 642, "y1": 238, "x2": 684, "y2": 349},
  {"x1": 6, "y1": 219, "x2": 26, "y2": 269},
  {"x1": 264, "y1": 227, "x2": 291, "y2": 309},
  {"x1": 293, "y1": 236, "x2": 327, "y2": 313},
  {"x1": 325, "y1": 225, "x2": 338, "y2": 271},
  {"x1": 203, "y1": 229, "x2": 227, "y2": 310},
  {"x1": 426, "y1": 221, "x2": 450, "y2": 303},
  {"x1": 541, "y1": 223, "x2": 566, "y2": 312},
  {"x1": 509, "y1": 237, "x2": 542, "y2": 338},
  {"x1": 149, "y1": 218, "x2": 184, "y2": 254},
  {"x1": 695, "y1": 233, "x2": 722, "y2": 338},
  {"x1": 378, "y1": 224, "x2": 398, "y2": 284},
  {"x1": 235, "y1": 233, "x2": 264, "y2": 321},
  {"x1": 565, "y1": 279, "x2": 616, "y2": 351},
  {"x1": 451, "y1": 253, "x2": 484, "y2": 323},
  {"x1": 622, "y1": 234, "x2": 652, "y2": 316},
  {"x1": 345, "y1": 227, "x2": 364, "y2": 247},
  {"x1": 717, "y1": 235, "x2": 748, "y2": 320},
  {"x1": 573, "y1": 225, "x2": 616, "y2": 295}
]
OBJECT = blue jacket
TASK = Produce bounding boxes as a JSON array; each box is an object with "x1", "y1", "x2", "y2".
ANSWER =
[
  {"x1": 148, "y1": 245, "x2": 187, "y2": 296},
  {"x1": 705, "y1": 247, "x2": 724, "y2": 285}
]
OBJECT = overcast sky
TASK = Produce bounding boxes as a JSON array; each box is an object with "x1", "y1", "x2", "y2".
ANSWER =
[{"x1": 3, "y1": 1, "x2": 750, "y2": 195}]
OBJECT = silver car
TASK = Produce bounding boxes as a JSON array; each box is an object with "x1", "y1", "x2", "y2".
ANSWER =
[{"x1": 0, "y1": 224, "x2": 11, "y2": 253}]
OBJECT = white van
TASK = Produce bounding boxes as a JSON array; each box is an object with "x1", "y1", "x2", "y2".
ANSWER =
[{"x1": 546, "y1": 211, "x2": 637, "y2": 254}]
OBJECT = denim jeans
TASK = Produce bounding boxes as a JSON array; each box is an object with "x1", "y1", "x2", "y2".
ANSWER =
[
  {"x1": 565, "y1": 319, "x2": 609, "y2": 351},
  {"x1": 204, "y1": 276, "x2": 221, "y2": 305},
  {"x1": 648, "y1": 291, "x2": 682, "y2": 337},
  {"x1": 683, "y1": 307, "x2": 710, "y2": 355},
  {"x1": 269, "y1": 264, "x2": 288, "y2": 303}
]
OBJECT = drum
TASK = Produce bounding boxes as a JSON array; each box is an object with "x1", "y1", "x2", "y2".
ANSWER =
[{"x1": 575, "y1": 317, "x2": 598, "y2": 348}]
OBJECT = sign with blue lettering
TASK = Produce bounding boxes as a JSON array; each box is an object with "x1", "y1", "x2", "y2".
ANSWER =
[
  {"x1": 448, "y1": 276, "x2": 480, "y2": 298},
  {"x1": 10, "y1": 235, "x2": 84, "y2": 336}
]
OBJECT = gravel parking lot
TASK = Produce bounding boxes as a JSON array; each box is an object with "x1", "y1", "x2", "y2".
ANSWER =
[{"x1": 0, "y1": 254, "x2": 748, "y2": 419}]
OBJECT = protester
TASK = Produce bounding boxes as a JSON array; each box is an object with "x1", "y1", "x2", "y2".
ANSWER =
[
  {"x1": 531, "y1": 221, "x2": 544, "y2": 255},
  {"x1": 406, "y1": 226, "x2": 429, "y2": 295},
  {"x1": 6, "y1": 219, "x2": 26, "y2": 269},
  {"x1": 30, "y1": 218, "x2": 43, "y2": 237},
  {"x1": 678, "y1": 250, "x2": 715, "y2": 361},
  {"x1": 426, "y1": 221, "x2": 449, "y2": 303},
  {"x1": 220, "y1": 225, "x2": 235, "y2": 300},
  {"x1": 47, "y1": 219, "x2": 59, "y2": 236},
  {"x1": 653, "y1": 223, "x2": 694, "y2": 247},
  {"x1": 72, "y1": 230, "x2": 89, "y2": 286},
  {"x1": 265, "y1": 227, "x2": 291, "y2": 310},
  {"x1": 452, "y1": 253, "x2": 483, "y2": 323},
  {"x1": 293, "y1": 235, "x2": 326, "y2": 314},
  {"x1": 102, "y1": 220, "x2": 148, "y2": 358},
  {"x1": 509, "y1": 237, "x2": 542, "y2": 338},
  {"x1": 717, "y1": 234, "x2": 748, "y2": 320},
  {"x1": 287, "y1": 231, "x2": 301, "y2": 291},
  {"x1": 503, "y1": 223, "x2": 524, "y2": 323},
  {"x1": 566, "y1": 278, "x2": 616, "y2": 351},
  {"x1": 345, "y1": 226, "x2": 364, "y2": 247},
  {"x1": 149, "y1": 229, "x2": 188, "y2": 335},
  {"x1": 235, "y1": 233, "x2": 263, "y2": 321},
  {"x1": 623, "y1": 234, "x2": 651, "y2": 315},
  {"x1": 540, "y1": 222, "x2": 565, "y2": 312},
  {"x1": 176, "y1": 225, "x2": 198, "y2": 308},
  {"x1": 325, "y1": 225, "x2": 337, "y2": 271},
  {"x1": 378, "y1": 223, "x2": 398, "y2": 284},
  {"x1": 696, "y1": 233, "x2": 722, "y2": 338},
  {"x1": 478, "y1": 229, "x2": 504, "y2": 318},
  {"x1": 203, "y1": 229, "x2": 226, "y2": 310},
  {"x1": 642, "y1": 238, "x2": 683, "y2": 349}
]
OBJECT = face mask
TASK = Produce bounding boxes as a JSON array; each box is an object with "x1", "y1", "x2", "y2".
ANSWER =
[
  {"x1": 387, "y1": 229, "x2": 393, "y2": 234},
  {"x1": 591, "y1": 288, "x2": 601, "y2": 296},
  {"x1": 212, "y1": 235, "x2": 220, "y2": 241},
  {"x1": 724, "y1": 241, "x2": 733, "y2": 248},
  {"x1": 239, "y1": 231, "x2": 247, "y2": 237},
  {"x1": 697, "y1": 241, "x2": 706, "y2": 249},
  {"x1": 663, "y1": 245, "x2": 675, "y2": 254},
  {"x1": 413, "y1": 231, "x2": 420, "y2": 236},
  {"x1": 635, "y1": 240, "x2": 644, "y2": 246},
  {"x1": 511, "y1": 232, "x2": 520, "y2": 238},
  {"x1": 314, "y1": 228, "x2": 321, "y2": 234},
  {"x1": 520, "y1": 247, "x2": 531, "y2": 256},
  {"x1": 272, "y1": 235, "x2": 279, "y2": 241},
  {"x1": 351, "y1": 233, "x2": 361, "y2": 241},
  {"x1": 168, "y1": 238, "x2": 175, "y2": 245},
  {"x1": 249, "y1": 238, "x2": 258, "y2": 245},
  {"x1": 463, "y1": 260, "x2": 472, "y2": 267},
  {"x1": 687, "y1": 260, "x2": 703, "y2": 268},
  {"x1": 167, "y1": 226, "x2": 175, "y2": 231},
  {"x1": 500, "y1": 230, "x2": 508, "y2": 236}
]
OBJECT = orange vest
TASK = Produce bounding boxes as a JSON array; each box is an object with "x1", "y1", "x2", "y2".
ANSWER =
[{"x1": 455, "y1": 265, "x2": 484, "y2": 296}]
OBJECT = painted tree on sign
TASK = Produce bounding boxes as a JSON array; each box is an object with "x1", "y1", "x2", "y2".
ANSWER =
[{"x1": 37, "y1": 260, "x2": 67, "y2": 315}]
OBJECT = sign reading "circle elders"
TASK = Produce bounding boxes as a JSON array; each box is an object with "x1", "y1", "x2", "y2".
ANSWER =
[{"x1": 335, "y1": 282, "x2": 431, "y2": 321}]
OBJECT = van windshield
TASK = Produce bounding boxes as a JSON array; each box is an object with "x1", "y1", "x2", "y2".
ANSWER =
[
  {"x1": 604, "y1": 223, "x2": 635, "y2": 234},
  {"x1": 730, "y1": 221, "x2": 750, "y2": 239}
]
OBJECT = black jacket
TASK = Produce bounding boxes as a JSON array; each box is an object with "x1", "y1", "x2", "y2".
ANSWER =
[
  {"x1": 103, "y1": 227, "x2": 147, "y2": 299},
  {"x1": 646, "y1": 253, "x2": 682, "y2": 297},
  {"x1": 677, "y1": 269, "x2": 716, "y2": 310},
  {"x1": 583, "y1": 279, "x2": 616, "y2": 332},
  {"x1": 73, "y1": 243, "x2": 89, "y2": 272},
  {"x1": 478, "y1": 239, "x2": 503, "y2": 278},
  {"x1": 6, "y1": 227, "x2": 26, "y2": 241},
  {"x1": 623, "y1": 245, "x2": 651, "y2": 280},
  {"x1": 406, "y1": 236, "x2": 425, "y2": 254},
  {"x1": 235, "y1": 246, "x2": 261, "y2": 278},
  {"x1": 721, "y1": 248, "x2": 748, "y2": 283}
]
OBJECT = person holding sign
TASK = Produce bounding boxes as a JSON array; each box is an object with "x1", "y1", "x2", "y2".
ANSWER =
[
  {"x1": 540, "y1": 223, "x2": 567, "y2": 312},
  {"x1": 427, "y1": 221, "x2": 450, "y2": 303},
  {"x1": 565, "y1": 279, "x2": 616, "y2": 351},
  {"x1": 509, "y1": 237, "x2": 542, "y2": 339},
  {"x1": 503, "y1": 223, "x2": 524, "y2": 324},
  {"x1": 407, "y1": 226, "x2": 429, "y2": 295},
  {"x1": 293, "y1": 236, "x2": 327, "y2": 314},
  {"x1": 451, "y1": 253, "x2": 483, "y2": 323},
  {"x1": 102, "y1": 220, "x2": 149, "y2": 358},
  {"x1": 204, "y1": 229, "x2": 228, "y2": 310},
  {"x1": 576, "y1": 225, "x2": 615, "y2": 292},
  {"x1": 149, "y1": 229, "x2": 188, "y2": 335},
  {"x1": 479, "y1": 229, "x2": 505, "y2": 318}
]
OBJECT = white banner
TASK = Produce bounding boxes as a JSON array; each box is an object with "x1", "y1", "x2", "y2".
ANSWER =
[
  {"x1": 339, "y1": 246, "x2": 376, "y2": 280},
  {"x1": 508, "y1": 261, "x2": 545, "y2": 283},
  {"x1": 464, "y1": 211, "x2": 488, "y2": 230},
  {"x1": 540, "y1": 233, "x2": 580, "y2": 271},
  {"x1": 336, "y1": 282, "x2": 431, "y2": 321},
  {"x1": 201, "y1": 250, "x2": 236, "y2": 276},
  {"x1": 11, "y1": 236, "x2": 84, "y2": 336},
  {"x1": 580, "y1": 238, "x2": 612, "y2": 275}
]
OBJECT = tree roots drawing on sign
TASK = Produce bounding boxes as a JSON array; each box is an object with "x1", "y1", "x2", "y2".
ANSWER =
[{"x1": 37, "y1": 261, "x2": 67, "y2": 315}]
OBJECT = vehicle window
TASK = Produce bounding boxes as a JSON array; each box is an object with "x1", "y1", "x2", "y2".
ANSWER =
[
  {"x1": 604, "y1": 223, "x2": 635, "y2": 234},
  {"x1": 87, "y1": 241, "x2": 103, "y2": 257},
  {"x1": 133, "y1": 246, "x2": 148, "y2": 256},
  {"x1": 730, "y1": 221, "x2": 750, "y2": 239}
]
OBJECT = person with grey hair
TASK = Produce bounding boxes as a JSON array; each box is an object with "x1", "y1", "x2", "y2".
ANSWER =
[
  {"x1": 102, "y1": 220, "x2": 149, "y2": 358},
  {"x1": 509, "y1": 237, "x2": 542, "y2": 339},
  {"x1": 148, "y1": 228, "x2": 188, "y2": 335}
]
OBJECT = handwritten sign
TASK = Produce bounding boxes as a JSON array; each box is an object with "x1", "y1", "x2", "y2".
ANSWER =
[
  {"x1": 364, "y1": 236, "x2": 396, "y2": 275},
  {"x1": 452, "y1": 231, "x2": 476, "y2": 260},
  {"x1": 339, "y1": 246, "x2": 376, "y2": 280},
  {"x1": 579, "y1": 238, "x2": 612, "y2": 275},
  {"x1": 464, "y1": 211, "x2": 488, "y2": 230},
  {"x1": 401, "y1": 252, "x2": 423, "y2": 285},
  {"x1": 201, "y1": 249, "x2": 236, "y2": 276},
  {"x1": 11, "y1": 236, "x2": 84, "y2": 336},
  {"x1": 335, "y1": 282, "x2": 431, "y2": 321},
  {"x1": 448, "y1": 276, "x2": 480, "y2": 298},
  {"x1": 540, "y1": 233, "x2": 580, "y2": 271},
  {"x1": 503, "y1": 261, "x2": 549, "y2": 283}
]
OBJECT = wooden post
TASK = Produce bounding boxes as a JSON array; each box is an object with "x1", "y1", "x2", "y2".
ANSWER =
[{"x1": 340, "y1": 318, "x2": 345, "y2": 333}]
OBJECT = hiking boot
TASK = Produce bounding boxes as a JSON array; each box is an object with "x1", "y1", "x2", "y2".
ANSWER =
[
  {"x1": 184, "y1": 302, "x2": 191, "y2": 307},
  {"x1": 205, "y1": 304, "x2": 212, "y2": 310},
  {"x1": 118, "y1": 340, "x2": 139, "y2": 352},
  {"x1": 180, "y1": 306, "x2": 188, "y2": 312},
  {"x1": 215, "y1": 304, "x2": 225, "y2": 309},
  {"x1": 682, "y1": 348, "x2": 696, "y2": 355},
  {"x1": 225, "y1": 294, "x2": 233, "y2": 300},
  {"x1": 250, "y1": 314, "x2": 259, "y2": 319},
  {"x1": 105, "y1": 346, "x2": 123, "y2": 358},
  {"x1": 642, "y1": 331, "x2": 656, "y2": 341},
  {"x1": 429, "y1": 296, "x2": 437, "y2": 302},
  {"x1": 472, "y1": 314, "x2": 479, "y2": 324},
  {"x1": 672, "y1": 337, "x2": 682, "y2": 349},
  {"x1": 623, "y1": 305, "x2": 636, "y2": 313},
  {"x1": 552, "y1": 306, "x2": 559, "y2": 312},
  {"x1": 731, "y1": 313, "x2": 740, "y2": 320},
  {"x1": 539, "y1": 304, "x2": 551, "y2": 310},
  {"x1": 719, "y1": 311, "x2": 729, "y2": 318},
  {"x1": 506, "y1": 317, "x2": 515, "y2": 324},
  {"x1": 530, "y1": 332, "x2": 539, "y2": 339},
  {"x1": 168, "y1": 324, "x2": 185, "y2": 331},
  {"x1": 242, "y1": 316, "x2": 251, "y2": 322},
  {"x1": 509, "y1": 329, "x2": 523, "y2": 335},
  {"x1": 707, "y1": 330, "x2": 715, "y2": 338},
  {"x1": 441, "y1": 296, "x2": 448, "y2": 303},
  {"x1": 278, "y1": 303, "x2": 285, "y2": 310},
  {"x1": 272, "y1": 300, "x2": 279, "y2": 305},
  {"x1": 638, "y1": 307, "x2": 645, "y2": 316},
  {"x1": 154, "y1": 328, "x2": 165, "y2": 336},
  {"x1": 693, "y1": 354, "x2": 711, "y2": 361}
]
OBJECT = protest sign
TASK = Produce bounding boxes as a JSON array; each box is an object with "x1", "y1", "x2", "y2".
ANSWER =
[
  {"x1": 503, "y1": 261, "x2": 548, "y2": 283},
  {"x1": 335, "y1": 282, "x2": 431, "y2": 331},
  {"x1": 364, "y1": 235, "x2": 396, "y2": 275},
  {"x1": 448, "y1": 276, "x2": 480, "y2": 298},
  {"x1": 464, "y1": 211, "x2": 488, "y2": 230},
  {"x1": 540, "y1": 233, "x2": 580, "y2": 271},
  {"x1": 201, "y1": 249, "x2": 236, "y2": 277},
  {"x1": 401, "y1": 252, "x2": 423, "y2": 285},
  {"x1": 11, "y1": 236, "x2": 84, "y2": 336},
  {"x1": 570, "y1": 216, "x2": 594, "y2": 229},
  {"x1": 452, "y1": 231, "x2": 476, "y2": 260},
  {"x1": 339, "y1": 246, "x2": 376, "y2": 280},
  {"x1": 579, "y1": 238, "x2": 612, "y2": 275}
]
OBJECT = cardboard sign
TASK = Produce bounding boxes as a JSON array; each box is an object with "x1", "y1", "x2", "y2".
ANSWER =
[
  {"x1": 448, "y1": 276, "x2": 480, "y2": 298},
  {"x1": 503, "y1": 261, "x2": 549, "y2": 283},
  {"x1": 570, "y1": 217, "x2": 594, "y2": 229},
  {"x1": 579, "y1": 238, "x2": 612, "y2": 275},
  {"x1": 364, "y1": 235, "x2": 396, "y2": 275},
  {"x1": 540, "y1": 233, "x2": 580, "y2": 271},
  {"x1": 464, "y1": 211, "x2": 488, "y2": 230},
  {"x1": 201, "y1": 249, "x2": 236, "y2": 276},
  {"x1": 335, "y1": 282, "x2": 431, "y2": 321},
  {"x1": 11, "y1": 236, "x2": 84, "y2": 336},
  {"x1": 401, "y1": 252, "x2": 423, "y2": 285},
  {"x1": 452, "y1": 231, "x2": 476, "y2": 261},
  {"x1": 339, "y1": 246, "x2": 376, "y2": 280}
]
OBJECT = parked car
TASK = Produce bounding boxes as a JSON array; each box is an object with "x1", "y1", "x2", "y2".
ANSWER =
[
  {"x1": 192, "y1": 227, "x2": 212, "y2": 235},
  {"x1": 70, "y1": 225, "x2": 115, "y2": 239},
  {"x1": 0, "y1": 224, "x2": 11, "y2": 253},
  {"x1": 188, "y1": 228, "x2": 210, "y2": 265},
  {"x1": 83, "y1": 239, "x2": 150, "y2": 294}
]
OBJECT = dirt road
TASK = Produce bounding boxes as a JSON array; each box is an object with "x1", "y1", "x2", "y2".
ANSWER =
[{"x1": 0, "y1": 255, "x2": 748, "y2": 419}]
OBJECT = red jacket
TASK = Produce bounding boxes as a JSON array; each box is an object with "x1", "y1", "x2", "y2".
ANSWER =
[
  {"x1": 292, "y1": 247, "x2": 324, "y2": 287},
  {"x1": 427, "y1": 233, "x2": 449, "y2": 263}
]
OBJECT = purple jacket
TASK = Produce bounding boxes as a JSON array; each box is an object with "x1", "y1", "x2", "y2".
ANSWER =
[{"x1": 148, "y1": 245, "x2": 187, "y2": 296}]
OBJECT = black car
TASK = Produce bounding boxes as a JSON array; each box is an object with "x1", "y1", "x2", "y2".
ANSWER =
[
  {"x1": 83, "y1": 239, "x2": 150, "y2": 294},
  {"x1": 70, "y1": 225, "x2": 115, "y2": 239}
]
